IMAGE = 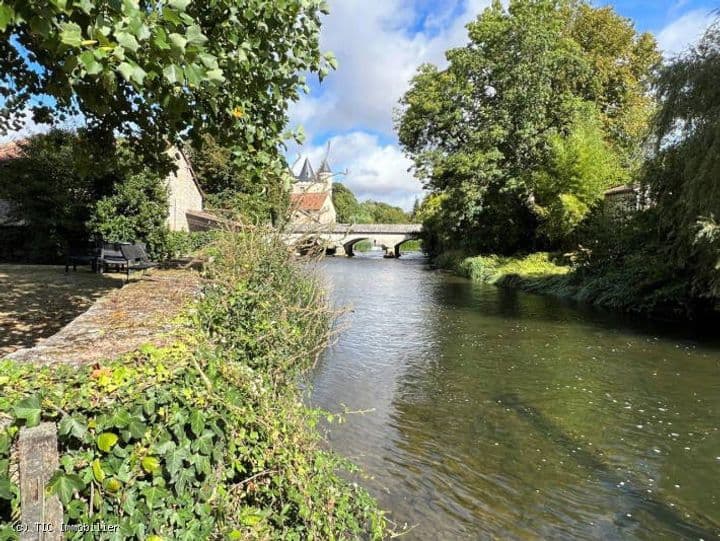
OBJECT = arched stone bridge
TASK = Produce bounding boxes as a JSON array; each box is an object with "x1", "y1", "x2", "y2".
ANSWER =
[{"x1": 288, "y1": 223, "x2": 423, "y2": 258}]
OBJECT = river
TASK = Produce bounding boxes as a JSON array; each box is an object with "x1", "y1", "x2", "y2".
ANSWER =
[{"x1": 308, "y1": 251, "x2": 720, "y2": 540}]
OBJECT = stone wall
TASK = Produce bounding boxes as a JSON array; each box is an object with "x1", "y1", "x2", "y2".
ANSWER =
[{"x1": 166, "y1": 149, "x2": 203, "y2": 232}]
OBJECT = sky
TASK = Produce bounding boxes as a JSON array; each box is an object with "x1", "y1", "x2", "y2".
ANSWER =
[{"x1": 287, "y1": 0, "x2": 719, "y2": 210}]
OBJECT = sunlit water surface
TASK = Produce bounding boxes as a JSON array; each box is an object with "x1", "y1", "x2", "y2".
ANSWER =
[{"x1": 308, "y1": 252, "x2": 720, "y2": 540}]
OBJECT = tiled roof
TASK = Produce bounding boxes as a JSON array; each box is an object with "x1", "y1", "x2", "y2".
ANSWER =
[{"x1": 290, "y1": 192, "x2": 329, "y2": 212}]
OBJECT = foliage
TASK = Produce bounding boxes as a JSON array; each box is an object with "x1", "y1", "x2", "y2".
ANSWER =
[
  {"x1": 0, "y1": 0, "x2": 335, "y2": 177},
  {"x1": 0, "y1": 229, "x2": 386, "y2": 539},
  {"x1": 191, "y1": 134, "x2": 291, "y2": 225},
  {"x1": 164, "y1": 231, "x2": 217, "y2": 260},
  {"x1": 644, "y1": 20, "x2": 720, "y2": 302},
  {"x1": 88, "y1": 170, "x2": 170, "y2": 260},
  {"x1": 0, "y1": 129, "x2": 119, "y2": 262},
  {"x1": 331, "y1": 183, "x2": 411, "y2": 224},
  {"x1": 531, "y1": 106, "x2": 629, "y2": 245},
  {"x1": 397, "y1": 0, "x2": 659, "y2": 255},
  {"x1": 331, "y1": 183, "x2": 360, "y2": 223},
  {"x1": 436, "y1": 251, "x2": 569, "y2": 284}
]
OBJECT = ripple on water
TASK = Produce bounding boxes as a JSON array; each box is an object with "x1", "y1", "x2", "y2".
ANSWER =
[{"x1": 310, "y1": 256, "x2": 720, "y2": 540}]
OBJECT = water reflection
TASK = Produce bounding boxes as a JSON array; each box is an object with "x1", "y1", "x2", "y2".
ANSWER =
[{"x1": 309, "y1": 253, "x2": 720, "y2": 540}]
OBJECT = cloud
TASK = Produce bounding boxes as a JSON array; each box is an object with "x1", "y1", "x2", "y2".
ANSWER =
[
  {"x1": 656, "y1": 9, "x2": 715, "y2": 58},
  {"x1": 287, "y1": 0, "x2": 498, "y2": 209},
  {"x1": 295, "y1": 131, "x2": 424, "y2": 210},
  {"x1": 290, "y1": 0, "x2": 494, "y2": 140}
]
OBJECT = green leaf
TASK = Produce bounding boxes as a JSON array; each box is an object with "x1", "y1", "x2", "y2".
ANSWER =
[
  {"x1": 127, "y1": 419, "x2": 147, "y2": 439},
  {"x1": 96, "y1": 432, "x2": 119, "y2": 453},
  {"x1": 184, "y1": 63, "x2": 204, "y2": 87},
  {"x1": 168, "y1": 33, "x2": 187, "y2": 51},
  {"x1": 76, "y1": 0, "x2": 94, "y2": 15},
  {"x1": 116, "y1": 31, "x2": 140, "y2": 53},
  {"x1": 165, "y1": 447, "x2": 186, "y2": 478},
  {"x1": 0, "y1": 477, "x2": 14, "y2": 500},
  {"x1": 79, "y1": 51, "x2": 103, "y2": 75},
  {"x1": 60, "y1": 22, "x2": 83, "y2": 48},
  {"x1": 141, "y1": 485, "x2": 168, "y2": 509},
  {"x1": 163, "y1": 64, "x2": 183, "y2": 84},
  {"x1": 240, "y1": 509, "x2": 265, "y2": 527},
  {"x1": 185, "y1": 25, "x2": 207, "y2": 46},
  {"x1": 48, "y1": 472, "x2": 85, "y2": 505},
  {"x1": 58, "y1": 414, "x2": 88, "y2": 441},
  {"x1": 189, "y1": 410, "x2": 204, "y2": 437},
  {"x1": 13, "y1": 396, "x2": 41, "y2": 427},
  {"x1": 0, "y1": 5, "x2": 15, "y2": 32},
  {"x1": 141, "y1": 456, "x2": 160, "y2": 473},
  {"x1": 169, "y1": 0, "x2": 191, "y2": 11},
  {"x1": 206, "y1": 69, "x2": 225, "y2": 83},
  {"x1": 91, "y1": 459, "x2": 105, "y2": 482}
]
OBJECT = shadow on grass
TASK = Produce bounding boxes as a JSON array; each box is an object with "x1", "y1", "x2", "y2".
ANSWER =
[{"x1": 0, "y1": 265, "x2": 123, "y2": 356}]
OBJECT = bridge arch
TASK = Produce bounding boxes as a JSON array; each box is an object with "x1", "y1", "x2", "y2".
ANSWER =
[{"x1": 342, "y1": 237, "x2": 371, "y2": 257}]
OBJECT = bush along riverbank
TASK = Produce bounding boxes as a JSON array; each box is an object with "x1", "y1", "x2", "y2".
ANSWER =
[
  {"x1": 434, "y1": 250, "x2": 718, "y2": 320},
  {"x1": 0, "y1": 229, "x2": 386, "y2": 540}
]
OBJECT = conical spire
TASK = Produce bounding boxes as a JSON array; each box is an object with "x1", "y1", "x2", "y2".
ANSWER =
[
  {"x1": 318, "y1": 159, "x2": 331, "y2": 175},
  {"x1": 297, "y1": 158, "x2": 315, "y2": 182},
  {"x1": 318, "y1": 141, "x2": 332, "y2": 175}
]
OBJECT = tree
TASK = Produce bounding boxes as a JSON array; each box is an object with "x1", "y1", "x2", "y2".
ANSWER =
[
  {"x1": 88, "y1": 170, "x2": 170, "y2": 259},
  {"x1": 531, "y1": 106, "x2": 629, "y2": 244},
  {"x1": 0, "y1": 129, "x2": 120, "y2": 261},
  {"x1": 396, "y1": 0, "x2": 659, "y2": 255},
  {"x1": 187, "y1": 133, "x2": 289, "y2": 224},
  {"x1": 331, "y1": 182, "x2": 360, "y2": 223},
  {"x1": 644, "y1": 20, "x2": 720, "y2": 301},
  {"x1": 0, "y1": 0, "x2": 334, "y2": 174},
  {"x1": 331, "y1": 182, "x2": 410, "y2": 224}
]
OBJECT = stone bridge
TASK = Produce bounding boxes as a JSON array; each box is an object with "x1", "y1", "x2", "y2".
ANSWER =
[{"x1": 287, "y1": 223, "x2": 423, "y2": 257}]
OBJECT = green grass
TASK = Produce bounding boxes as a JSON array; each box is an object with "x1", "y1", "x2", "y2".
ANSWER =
[{"x1": 435, "y1": 251, "x2": 570, "y2": 285}]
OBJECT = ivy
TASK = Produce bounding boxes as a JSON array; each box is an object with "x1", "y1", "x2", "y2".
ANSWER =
[{"x1": 0, "y1": 229, "x2": 387, "y2": 539}]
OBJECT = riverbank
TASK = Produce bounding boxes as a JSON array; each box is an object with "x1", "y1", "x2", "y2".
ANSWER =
[
  {"x1": 434, "y1": 250, "x2": 718, "y2": 320},
  {"x1": 0, "y1": 229, "x2": 386, "y2": 539}
]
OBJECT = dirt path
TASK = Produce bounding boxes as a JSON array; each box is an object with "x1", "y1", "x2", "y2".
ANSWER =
[{"x1": 4, "y1": 269, "x2": 200, "y2": 366}]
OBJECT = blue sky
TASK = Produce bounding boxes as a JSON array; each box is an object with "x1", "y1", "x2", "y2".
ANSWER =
[{"x1": 288, "y1": 0, "x2": 718, "y2": 209}]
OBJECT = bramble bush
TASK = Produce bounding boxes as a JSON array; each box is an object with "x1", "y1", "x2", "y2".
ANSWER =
[{"x1": 0, "y1": 228, "x2": 386, "y2": 540}]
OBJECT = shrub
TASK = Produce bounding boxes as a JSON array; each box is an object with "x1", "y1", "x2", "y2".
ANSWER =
[{"x1": 0, "y1": 228, "x2": 386, "y2": 539}]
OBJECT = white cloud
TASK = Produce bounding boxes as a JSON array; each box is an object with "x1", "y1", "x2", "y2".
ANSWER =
[
  {"x1": 287, "y1": 0, "x2": 496, "y2": 209},
  {"x1": 290, "y1": 0, "x2": 493, "y2": 139},
  {"x1": 656, "y1": 9, "x2": 715, "y2": 58},
  {"x1": 296, "y1": 131, "x2": 424, "y2": 210}
]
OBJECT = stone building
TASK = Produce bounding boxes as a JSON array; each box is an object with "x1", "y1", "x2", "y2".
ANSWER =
[
  {"x1": 165, "y1": 146, "x2": 205, "y2": 232},
  {"x1": 289, "y1": 156, "x2": 337, "y2": 226}
]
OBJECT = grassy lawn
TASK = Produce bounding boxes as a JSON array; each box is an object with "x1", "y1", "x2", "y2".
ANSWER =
[{"x1": 0, "y1": 264, "x2": 124, "y2": 356}]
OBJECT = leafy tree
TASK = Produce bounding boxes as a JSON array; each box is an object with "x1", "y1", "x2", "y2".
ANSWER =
[
  {"x1": 531, "y1": 106, "x2": 629, "y2": 244},
  {"x1": 0, "y1": 0, "x2": 334, "y2": 173},
  {"x1": 644, "y1": 20, "x2": 720, "y2": 301},
  {"x1": 332, "y1": 182, "x2": 360, "y2": 223},
  {"x1": 88, "y1": 170, "x2": 170, "y2": 259},
  {"x1": 0, "y1": 129, "x2": 119, "y2": 261},
  {"x1": 331, "y1": 182, "x2": 410, "y2": 224},
  {"x1": 397, "y1": 0, "x2": 659, "y2": 255},
  {"x1": 359, "y1": 201, "x2": 409, "y2": 224},
  {"x1": 188, "y1": 134, "x2": 289, "y2": 224}
]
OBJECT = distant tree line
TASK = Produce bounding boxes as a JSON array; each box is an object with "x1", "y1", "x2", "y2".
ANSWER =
[{"x1": 332, "y1": 183, "x2": 413, "y2": 224}]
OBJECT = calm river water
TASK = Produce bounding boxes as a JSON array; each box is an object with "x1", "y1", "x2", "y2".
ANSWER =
[{"x1": 309, "y1": 251, "x2": 720, "y2": 540}]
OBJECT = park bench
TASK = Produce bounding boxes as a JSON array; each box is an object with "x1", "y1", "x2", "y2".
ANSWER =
[
  {"x1": 65, "y1": 239, "x2": 101, "y2": 273},
  {"x1": 119, "y1": 243, "x2": 158, "y2": 280}
]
